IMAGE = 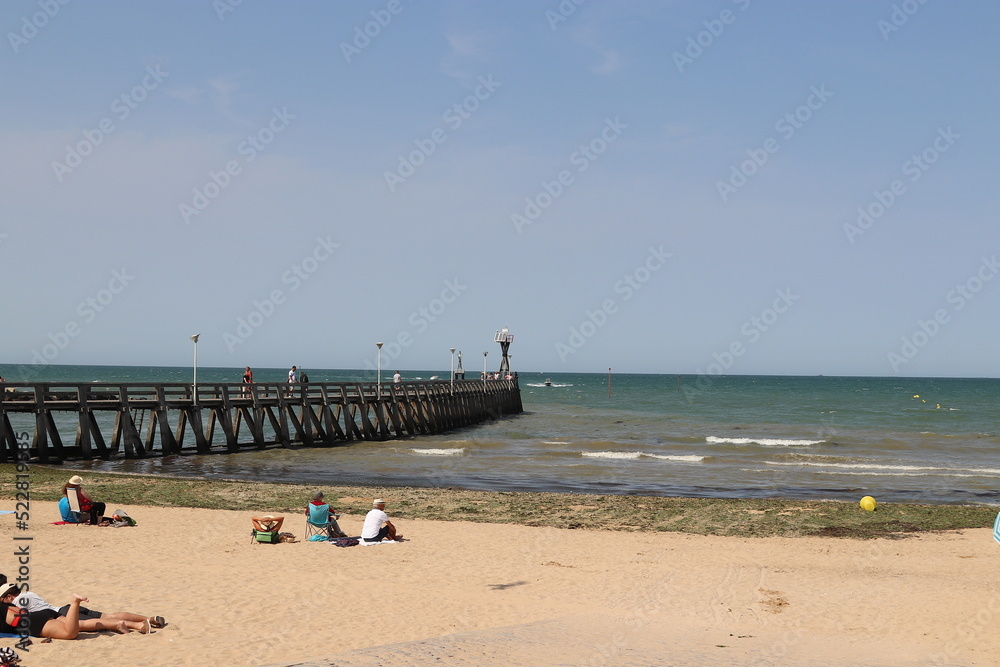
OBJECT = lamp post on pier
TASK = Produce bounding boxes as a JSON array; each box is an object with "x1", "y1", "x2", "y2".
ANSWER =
[
  {"x1": 189, "y1": 333, "x2": 200, "y2": 406},
  {"x1": 449, "y1": 347, "x2": 456, "y2": 394},
  {"x1": 376, "y1": 342, "x2": 384, "y2": 397}
]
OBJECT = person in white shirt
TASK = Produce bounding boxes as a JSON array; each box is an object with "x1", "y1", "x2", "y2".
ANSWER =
[
  {"x1": 392, "y1": 371, "x2": 401, "y2": 383},
  {"x1": 361, "y1": 499, "x2": 402, "y2": 542}
]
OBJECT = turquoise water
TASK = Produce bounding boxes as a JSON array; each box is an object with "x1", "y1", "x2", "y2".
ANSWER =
[{"x1": 3, "y1": 365, "x2": 998, "y2": 505}]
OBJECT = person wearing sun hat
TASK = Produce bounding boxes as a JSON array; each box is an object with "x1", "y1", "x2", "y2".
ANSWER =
[
  {"x1": 361, "y1": 498, "x2": 402, "y2": 542},
  {"x1": 59, "y1": 475, "x2": 106, "y2": 525}
]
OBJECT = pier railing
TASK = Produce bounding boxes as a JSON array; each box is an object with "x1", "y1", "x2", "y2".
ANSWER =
[{"x1": 0, "y1": 379, "x2": 523, "y2": 462}]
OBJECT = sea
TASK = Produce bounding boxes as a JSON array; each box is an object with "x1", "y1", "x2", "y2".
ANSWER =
[{"x1": 3, "y1": 364, "x2": 999, "y2": 506}]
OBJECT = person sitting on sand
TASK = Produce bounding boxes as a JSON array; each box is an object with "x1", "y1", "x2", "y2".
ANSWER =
[
  {"x1": 0, "y1": 587, "x2": 139, "y2": 639},
  {"x1": 306, "y1": 491, "x2": 347, "y2": 538},
  {"x1": 361, "y1": 498, "x2": 402, "y2": 543},
  {"x1": 60, "y1": 475, "x2": 106, "y2": 525},
  {"x1": 0, "y1": 581, "x2": 164, "y2": 633}
]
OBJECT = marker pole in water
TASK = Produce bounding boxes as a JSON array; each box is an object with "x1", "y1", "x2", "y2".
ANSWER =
[{"x1": 607, "y1": 368, "x2": 611, "y2": 398}]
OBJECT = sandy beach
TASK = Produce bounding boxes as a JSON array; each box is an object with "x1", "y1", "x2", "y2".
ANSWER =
[{"x1": 1, "y1": 500, "x2": 998, "y2": 667}]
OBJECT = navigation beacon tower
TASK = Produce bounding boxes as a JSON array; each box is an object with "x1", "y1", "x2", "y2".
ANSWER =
[{"x1": 494, "y1": 327, "x2": 514, "y2": 375}]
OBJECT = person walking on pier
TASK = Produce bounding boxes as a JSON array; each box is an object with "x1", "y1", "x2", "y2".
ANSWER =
[{"x1": 286, "y1": 366, "x2": 297, "y2": 397}]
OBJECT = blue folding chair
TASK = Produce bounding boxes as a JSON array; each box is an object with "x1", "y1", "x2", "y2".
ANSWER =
[{"x1": 306, "y1": 503, "x2": 333, "y2": 541}]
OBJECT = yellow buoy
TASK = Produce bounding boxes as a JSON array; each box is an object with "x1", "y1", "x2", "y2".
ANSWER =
[
  {"x1": 860, "y1": 496, "x2": 876, "y2": 511},
  {"x1": 913, "y1": 395, "x2": 920, "y2": 398}
]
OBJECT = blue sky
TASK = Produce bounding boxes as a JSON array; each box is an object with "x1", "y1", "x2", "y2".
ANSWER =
[{"x1": 2, "y1": 0, "x2": 999, "y2": 377}]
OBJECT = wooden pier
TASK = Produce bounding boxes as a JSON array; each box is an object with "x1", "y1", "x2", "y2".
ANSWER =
[{"x1": 0, "y1": 379, "x2": 523, "y2": 462}]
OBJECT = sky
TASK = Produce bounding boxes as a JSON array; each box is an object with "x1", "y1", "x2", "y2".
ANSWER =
[{"x1": 2, "y1": 0, "x2": 999, "y2": 378}]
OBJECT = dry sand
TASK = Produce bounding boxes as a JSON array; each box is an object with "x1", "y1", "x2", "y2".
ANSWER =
[{"x1": 1, "y1": 501, "x2": 998, "y2": 666}]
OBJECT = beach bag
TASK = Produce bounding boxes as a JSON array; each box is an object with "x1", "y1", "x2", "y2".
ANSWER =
[
  {"x1": 0, "y1": 646, "x2": 21, "y2": 665},
  {"x1": 253, "y1": 529, "x2": 279, "y2": 544},
  {"x1": 332, "y1": 537, "x2": 359, "y2": 547},
  {"x1": 111, "y1": 509, "x2": 136, "y2": 527}
]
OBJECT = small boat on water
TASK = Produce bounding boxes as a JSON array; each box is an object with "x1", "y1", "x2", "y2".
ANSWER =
[{"x1": 544, "y1": 378, "x2": 552, "y2": 386}]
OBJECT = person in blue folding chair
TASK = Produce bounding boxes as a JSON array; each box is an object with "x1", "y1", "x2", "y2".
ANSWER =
[{"x1": 305, "y1": 491, "x2": 347, "y2": 540}]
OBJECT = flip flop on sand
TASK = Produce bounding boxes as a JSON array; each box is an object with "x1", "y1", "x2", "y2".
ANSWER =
[{"x1": 150, "y1": 616, "x2": 166, "y2": 628}]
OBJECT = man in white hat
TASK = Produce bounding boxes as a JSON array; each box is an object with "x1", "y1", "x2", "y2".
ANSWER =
[{"x1": 361, "y1": 499, "x2": 402, "y2": 542}]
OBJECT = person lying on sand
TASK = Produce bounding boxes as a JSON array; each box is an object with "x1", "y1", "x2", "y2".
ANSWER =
[
  {"x1": 0, "y1": 583, "x2": 164, "y2": 635},
  {"x1": 0, "y1": 589, "x2": 125, "y2": 639}
]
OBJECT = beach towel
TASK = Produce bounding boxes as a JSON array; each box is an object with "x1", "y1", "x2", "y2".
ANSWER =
[
  {"x1": 360, "y1": 538, "x2": 400, "y2": 546},
  {"x1": 993, "y1": 512, "x2": 1000, "y2": 545}
]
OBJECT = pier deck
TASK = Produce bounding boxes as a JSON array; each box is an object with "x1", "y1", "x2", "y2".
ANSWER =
[{"x1": 0, "y1": 379, "x2": 523, "y2": 462}]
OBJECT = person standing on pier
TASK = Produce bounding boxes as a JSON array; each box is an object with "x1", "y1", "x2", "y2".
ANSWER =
[
  {"x1": 242, "y1": 367, "x2": 253, "y2": 397},
  {"x1": 393, "y1": 370, "x2": 401, "y2": 383},
  {"x1": 288, "y1": 366, "x2": 297, "y2": 383}
]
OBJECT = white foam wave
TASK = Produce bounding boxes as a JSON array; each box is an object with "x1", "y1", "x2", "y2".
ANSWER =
[
  {"x1": 582, "y1": 451, "x2": 704, "y2": 462},
  {"x1": 542, "y1": 441, "x2": 572, "y2": 445},
  {"x1": 646, "y1": 454, "x2": 705, "y2": 462},
  {"x1": 706, "y1": 436, "x2": 822, "y2": 447},
  {"x1": 526, "y1": 383, "x2": 573, "y2": 388},
  {"x1": 744, "y1": 468, "x2": 999, "y2": 479},
  {"x1": 583, "y1": 451, "x2": 641, "y2": 460},
  {"x1": 765, "y1": 461, "x2": 1000, "y2": 475},
  {"x1": 410, "y1": 448, "x2": 465, "y2": 456}
]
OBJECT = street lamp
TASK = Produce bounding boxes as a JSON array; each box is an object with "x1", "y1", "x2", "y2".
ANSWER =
[
  {"x1": 189, "y1": 334, "x2": 200, "y2": 406},
  {"x1": 376, "y1": 342, "x2": 384, "y2": 397},
  {"x1": 483, "y1": 350, "x2": 488, "y2": 386},
  {"x1": 449, "y1": 347, "x2": 456, "y2": 394}
]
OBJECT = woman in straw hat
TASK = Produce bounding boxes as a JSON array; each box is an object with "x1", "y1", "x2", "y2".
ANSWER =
[{"x1": 60, "y1": 475, "x2": 106, "y2": 525}]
